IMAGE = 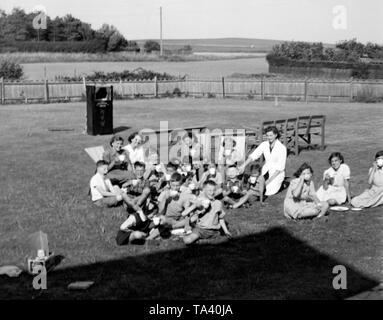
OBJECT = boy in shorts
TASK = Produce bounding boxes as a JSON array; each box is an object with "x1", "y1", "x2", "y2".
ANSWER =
[
  {"x1": 157, "y1": 172, "x2": 194, "y2": 229},
  {"x1": 90, "y1": 161, "x2": 146, "y2": 221},
  {"x1": 122, "y1": 161, "x2": 152, "y2": 208},
  {"x1": 183, "y1": 180, "x2": 231, "y2": 245}
]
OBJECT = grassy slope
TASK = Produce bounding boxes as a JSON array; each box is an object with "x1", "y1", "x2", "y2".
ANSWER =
[{"x1": 0, "y1": 99, "x2": 382, "y2": 299}]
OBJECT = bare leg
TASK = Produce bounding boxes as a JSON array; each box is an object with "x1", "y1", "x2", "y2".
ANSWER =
[
  {"x1": 146, "y1": 228, "x2": 161, "y2": 240},
  {"x1": 233, "y1": 191, "x2": 256, "y2": 209},
  {"x1": 183, "y1": 232, "x2": 200, "y2": 245},
  {"x1": 129, "y1": 231, "x2": 147, "y2": 242},
  {"x1": 172, "y1": 217, "x2": 190, "y2": 229},
  {"x1": 136, "y1": 187, "x2": 151, "y2": 207},
  {"x1": 317, "y1": 201, "x2": 329, "y2": 218}
]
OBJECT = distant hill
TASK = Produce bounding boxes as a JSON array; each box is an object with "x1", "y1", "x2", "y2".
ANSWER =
[{"x1": 134, "y1": 38, "x2": 334, "y2": 53}]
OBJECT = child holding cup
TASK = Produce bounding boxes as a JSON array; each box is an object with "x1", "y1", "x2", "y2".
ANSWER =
[{"x1": 351, "y1": 151, "x2": 383, "y2": 209}]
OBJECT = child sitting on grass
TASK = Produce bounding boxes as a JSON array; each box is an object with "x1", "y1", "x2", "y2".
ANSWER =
[
  {"x1": 156, "y1": 172, "x2": 195, "y2": 229},
  {"x1": 183, "y1": 180, "x2": 232, "y2": 245},
  {"x1": 116, "y1": 211, "x2": 157, "y2": 246},
  {"x1": 284, "y1": 162, "x2": 329, "y2": 219},
  {"x1": 90, "y1": 160, "x2": 146, "y2": 221},
  {"x1": 351, "y1": 150, "x2": 383, "y2": 209},
  {"x1": 198, "y1": 163, "x2": 223, "y2": 192},
  {"x1": 316, "y1": 152, "x2": 351, "y2": 205},
  {"x1": 122, "y1": 161, "x2": 152, "y2": 210},
  {"x1": 222, "y1": 166, "x2": 245, "y2": 208},
  {"x1": 233, "y1": 164, "x2": 265, "y2": 209},
  {"x1": 156, "y1": 162, "x2": 178, "y2": 192},
  {"x1": 102, "y1": 135, "x2": 133, "y2": 186}
]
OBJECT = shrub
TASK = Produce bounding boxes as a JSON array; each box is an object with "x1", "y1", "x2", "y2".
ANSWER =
[
  {"x1": 173, "y1": 87, "x2": 182, "y2": 97},
  {"x1": 351, "y1": 63, "x2": 370, "y2": 79},
  {"x1": 0, "y1": 40, "x2": 108, "y2": 53},
  {"x1": 60, "y1": 68, "x2": 177, "y2": 81},
  {"x1": 354, "y1": 87, "x2": 383, "y2": 103},
  {"x1": 163, "y1": 90, "x2": 173, "y2": 98},
  {"x1": 144, "y1": 40, "x2": 160, "y2": 53},
  {"x1": 0, "y1": 60, "x2": 23, "y2": 80}
]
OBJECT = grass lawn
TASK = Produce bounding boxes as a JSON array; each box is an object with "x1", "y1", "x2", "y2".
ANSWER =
[{"x1": 0, "y1": 98, "x2": 382, "y2": 299}]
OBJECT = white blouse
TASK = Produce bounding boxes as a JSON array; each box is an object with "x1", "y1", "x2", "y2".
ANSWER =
[{"x1": 123, "y1": 144, "x2": 145, "y2": 164}]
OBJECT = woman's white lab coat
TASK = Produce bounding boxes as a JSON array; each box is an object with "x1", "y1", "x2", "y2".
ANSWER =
[{"x1": 249, "y1": 139, "x2": 287, "y2": 196}]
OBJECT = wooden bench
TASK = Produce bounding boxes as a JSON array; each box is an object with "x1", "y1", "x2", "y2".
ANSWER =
[{"x1": 244, "y1": 115, "x2": 326, "y2": 156}]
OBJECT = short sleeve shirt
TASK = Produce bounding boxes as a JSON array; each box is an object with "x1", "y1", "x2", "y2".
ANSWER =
[
  {"x1": 323, "y1": 164, "x2": 350, "y2": 187},
  {"x1": 224, "y1": 178, "x2": 243, "y2": 193},
  {"x1": 90, "y1": 173, "x2": 113, "y2": 201},
  {"x1": 197, "y1": 198, "x2": 225, "y2": 230},
  {"x1": 102, "y1": 147, "x2": 130, "y2": 171},
  {"x1": 158, "y1": 190, "x2": 192, "y2": 219}
]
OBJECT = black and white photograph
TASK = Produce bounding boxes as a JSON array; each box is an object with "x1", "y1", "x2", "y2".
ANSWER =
[{"x1": 0, "y1": 0, "x2": 382, "y2": 308}]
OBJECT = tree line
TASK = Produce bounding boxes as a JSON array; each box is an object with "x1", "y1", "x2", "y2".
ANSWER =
[
  {"x1": 0, "y1": 8, "x2": 140, "y2": 52},
  {"x1": 266, "y1": 39, "x2": 383, "y2": 79}
]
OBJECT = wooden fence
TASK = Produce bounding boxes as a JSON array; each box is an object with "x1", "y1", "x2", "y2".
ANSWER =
[{"x1": 1, "y1": 76, "x2": 383, "y2": 104}]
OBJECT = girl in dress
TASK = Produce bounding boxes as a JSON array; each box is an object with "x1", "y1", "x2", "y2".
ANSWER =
[
  {"x1": 316, "y1": 152, "x2": 351, "y2": 205},
  {"x1": 351, "y1": 151, "x2": 383, "y2": 209},
  {"x1": 284, "y1": 163, "x2": 329, "y2": 219}
]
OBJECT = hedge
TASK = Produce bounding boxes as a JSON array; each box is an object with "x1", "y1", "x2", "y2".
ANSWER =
[{"x1": 0, "y1": 40, "x2": 108, "y2": 53}]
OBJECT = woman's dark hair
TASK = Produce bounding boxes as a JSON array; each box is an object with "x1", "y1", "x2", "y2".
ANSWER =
[
  {"x1": 294, "y1": 162, "x2": 314, "y2": 178},
  {"x1": 264, "y1": 126, "x2": 280, "y2": 139},
  {"x1": 128, "y1": 132, "x2": 140, "y2": 144},
  {"x1": 328, "y1": 152, "x2": 344, "y2": 164},
  {"x1": 109, "y1": 135, "x2": 124, "y2": 146},
  {"x1": 375, "y1": 150, "x2": 383, "y2": 159},
  {"x1": 222, "y1": 137, "x2": 237, "y2": 148}
]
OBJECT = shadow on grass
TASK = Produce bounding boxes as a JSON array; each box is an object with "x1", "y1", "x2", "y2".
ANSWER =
[{"x1": 0, "y1": 227, "x2": 378, "y2": 299}]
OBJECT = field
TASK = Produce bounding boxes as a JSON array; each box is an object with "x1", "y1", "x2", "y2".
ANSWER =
[
  {"x1": 0, "y1": 98, "x2": 382, "y2": 299},
  {"x1": 20, "y1": 57, "x2": 268, "y2": 81},
  {"x1": 135, "y1": 38, "x2": 285, "y2": 53}
]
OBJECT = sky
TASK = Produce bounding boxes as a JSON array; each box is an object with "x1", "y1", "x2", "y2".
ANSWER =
[{"x1": 1, "y1": 0, "x2": 383, "y2": 44}]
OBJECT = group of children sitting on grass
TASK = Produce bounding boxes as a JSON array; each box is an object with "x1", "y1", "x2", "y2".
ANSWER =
[
  {"x1": 283, "y1": 150, "x2": 383, "y2": 219},
  {"x1": 89, "y1": 131, "x2": 383, "y2": 246}
]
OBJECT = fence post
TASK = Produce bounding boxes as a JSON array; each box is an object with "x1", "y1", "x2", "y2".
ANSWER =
[
  {"x1": 0, "y1": 77, "x2": 4, "y2": 104},
  {"x1": 119, "y1": 79, "x2": 123, "y2": 98},
  {"x1": 349, "y1": 77, "x2": 353, "y2": 102},
  {"x1": 44, "y1": 78, "x2": 49, "y2": 103},
  {"x1": 304, "y1": 78, "x2": 308, "y2": 103},
  {"x1": 222, "y1": 77, "x2": 225, "y2": 99},
  {"x1": 154, "y1": 76, "x2": 158, "y2": 98},
  {"x1": 82, "y1": 77, "x2": 86, "y2": 94},
  {"x1": 261, "y1": 76, "x2": 264, "y2": 100}
]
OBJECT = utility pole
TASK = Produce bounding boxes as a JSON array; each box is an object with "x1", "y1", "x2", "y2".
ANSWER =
[{"x1": 160, "y1": 6, "x2": 163, "y2": 56}]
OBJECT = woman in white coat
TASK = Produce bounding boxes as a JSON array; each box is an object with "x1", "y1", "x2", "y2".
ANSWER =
[{"x1": 239, "y1": 126, "x2": 287, "y2": 196}]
